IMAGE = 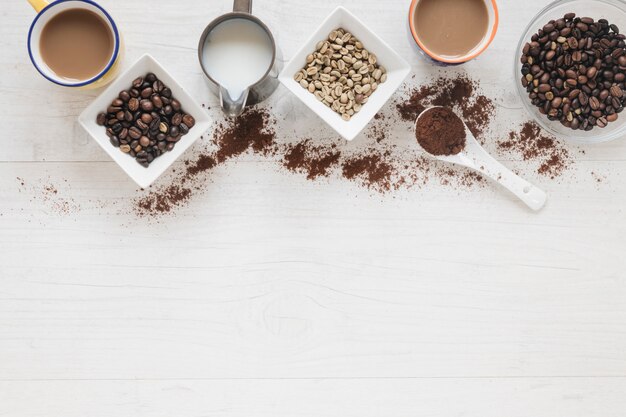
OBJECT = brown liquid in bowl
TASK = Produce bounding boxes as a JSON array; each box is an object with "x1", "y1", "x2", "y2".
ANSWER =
[
  {"x1": 40, "y1": 9, "x2": 114, "y2": 81},
  {"x1": 414, "y1": 0, "x2": 489, "y2": 58}
]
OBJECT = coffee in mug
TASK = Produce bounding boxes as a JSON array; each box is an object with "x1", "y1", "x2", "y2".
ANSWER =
[
  {"x1": 408, "y1": 0, "x2": 498, "y2": 65},
  {"x1": 27, "y1": 0, "x2": 123, "y2": 89},
  {"x1": 40, "y1": 9, "x2": 114, "y2": 81}
]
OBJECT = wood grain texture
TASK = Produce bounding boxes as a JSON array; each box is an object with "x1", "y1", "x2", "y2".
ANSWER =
[
  {"x1": 1, "y1": 0, "x2": 626, "y2": 416},
  {"x1": 2, "y1": 378, "x2": 626, "y2": 417}
]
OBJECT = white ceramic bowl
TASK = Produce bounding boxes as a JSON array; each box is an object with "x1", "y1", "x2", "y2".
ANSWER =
[
  {"x1": 279, "y1": 6, "x2": 411, "y2": 141},
  {"x1": 79, "y1": 54, "x2": 212, "y2": 188}
]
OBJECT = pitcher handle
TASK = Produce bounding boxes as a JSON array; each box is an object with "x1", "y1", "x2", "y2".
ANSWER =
[
  {"x1": 27, "y1": 0, "x2": 49, "y2": 12},
  {"x1": 220, "y1": 86, "x2": 249, "y2": 117},
  {"x1": 233, "y1": 0, "x2": 252, "y2": 13}
]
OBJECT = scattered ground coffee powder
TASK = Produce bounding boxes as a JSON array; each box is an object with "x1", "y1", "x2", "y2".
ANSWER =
[
  {"x1": 214, "y1": 108, "x2": 277, "y2": 162},
  {"x1": 135, "y1": 184, "x2": 191, "y2": 214},
  {"x1": 342, "y1": 151, "x2": 395, "y2": 192},
  {"x1": 498, "y1": 121, "x2": 572, "y2": 179},
  {"x1": 283, "y1": 139, "x2": 341, "y2": 180},
  {"x1": 133, "y1": 108, "x2": 277, "y2": 216},
  {"x1": 415, "y1": 107, "x2": 466, "y2": 156}
]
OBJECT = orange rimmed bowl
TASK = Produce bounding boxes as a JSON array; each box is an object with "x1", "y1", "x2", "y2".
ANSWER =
[{"x1": 408, "y1": 0, "x2": 499, "y2": 65}]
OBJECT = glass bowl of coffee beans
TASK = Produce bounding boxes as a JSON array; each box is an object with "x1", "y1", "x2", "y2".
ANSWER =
[{"x1": 515, "y1": 0, "x2": 626, "y2": 144}]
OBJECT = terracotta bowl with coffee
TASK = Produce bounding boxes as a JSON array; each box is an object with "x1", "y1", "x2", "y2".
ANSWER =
[{"x1": 408, "y1": 0, "x2": 499, "y2": 65}]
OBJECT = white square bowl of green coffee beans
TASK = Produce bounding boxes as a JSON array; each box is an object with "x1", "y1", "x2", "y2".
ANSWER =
[{"x1": 279, "y1": 6, "x2": 411, "y2": 141}]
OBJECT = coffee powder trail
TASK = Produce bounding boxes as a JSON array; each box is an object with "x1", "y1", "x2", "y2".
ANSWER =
[
  {"x1": 415, "y1": 107, "x2": 466, "y2": 156},
  {"x1": 214, "y1": 108, "x2": 277, "y2": 162},
  {"x1": 342, "y1": 151, "x2": 396, "y2": 192},
  {"x1": 283, "y1": 139, "x2": 341, "y2": 180},
  {"x1": 133, "y1": 108, "x2": 277, "y2": 216},
  {"x1": 498, "y1": 121, "x2": 572, "y2": 179},
  {"x1": 135, "y1": 184, "x2": 192, "y2": 214}
]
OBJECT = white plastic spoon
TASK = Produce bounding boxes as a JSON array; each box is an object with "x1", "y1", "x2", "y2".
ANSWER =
[{"x1": 415, "y1": 107, "x2": 547, "y2": 211}]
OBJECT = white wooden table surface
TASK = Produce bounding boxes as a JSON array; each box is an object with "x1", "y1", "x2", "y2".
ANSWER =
[{"x1": 1, "y1": 0, "x2": 626, "y2": 415}]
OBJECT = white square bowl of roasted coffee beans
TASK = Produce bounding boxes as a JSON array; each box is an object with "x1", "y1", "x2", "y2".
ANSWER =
[
  {"x1": 79, "y1": 54, "x2": 211, "y2": 188},
  {"x1": 279, "y1": 6, "x2": 410, "y2": 141}
]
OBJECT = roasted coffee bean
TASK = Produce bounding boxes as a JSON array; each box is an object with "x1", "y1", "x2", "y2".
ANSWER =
[
  {"x1": 600, "y1": 89, "x2": 610, "y2": 101},
  {"x1": 136, "y1": 120, "x2": 149, "y2": 132},
  {"x1": 151, "y1": 95, "x2": 163, "y2": 109},
  {"x1": 612, "y1": 97, "x2": 622, "y2": 108},
  {"x1": 538, "y1": 83, "x2": 551, "y2": 93},
  {"x1": 140, "y1": 100, "x2": 154, "y2": 112},
  {"x1": 97, "y1": 73, "x2": 193, "y2": 167},
  {"x1": 182, "y1": 115, "x2": 195, "y2": 128},
  {"x1": 589, "y1": 96, "x2": 601, "y2": 110},
  {"x1": 128, "y1": 127, "x2": 142, "y2": 139},
  {"x1": 611, "y1": 85, "x2": 624, "y2": 97},
  {"x1": 128, "y1": 98, "x2": 139, "y2": 111},
  {"x1": 171, "y1": 113, "x2": 183, "y2": 126},
  {"x1": 141, "y1": 87, "x2": 153, "y2": 99}
]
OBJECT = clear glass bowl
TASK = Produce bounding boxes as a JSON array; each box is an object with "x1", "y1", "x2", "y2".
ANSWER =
[{"x1": 515, "y1": 0, "x2": 626, "y2": 144}]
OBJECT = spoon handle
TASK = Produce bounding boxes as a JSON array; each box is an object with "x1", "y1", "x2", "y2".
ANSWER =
[{"x1": 477, "y1": 158, "x2": 547, "y2": 211}]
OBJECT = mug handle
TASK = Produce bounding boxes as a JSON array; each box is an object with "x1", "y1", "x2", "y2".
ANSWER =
[
  {"x1": 233, "y1": 0, "x2": 252, "y2": 13},
  {"x1": 27, "y1": 0, "x2": 49, "y2": 13}
]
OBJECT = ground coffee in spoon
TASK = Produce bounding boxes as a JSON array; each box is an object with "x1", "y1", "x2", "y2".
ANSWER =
[{"x1": 415, "y1": 107, "x2": 466, "y2": 155}]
